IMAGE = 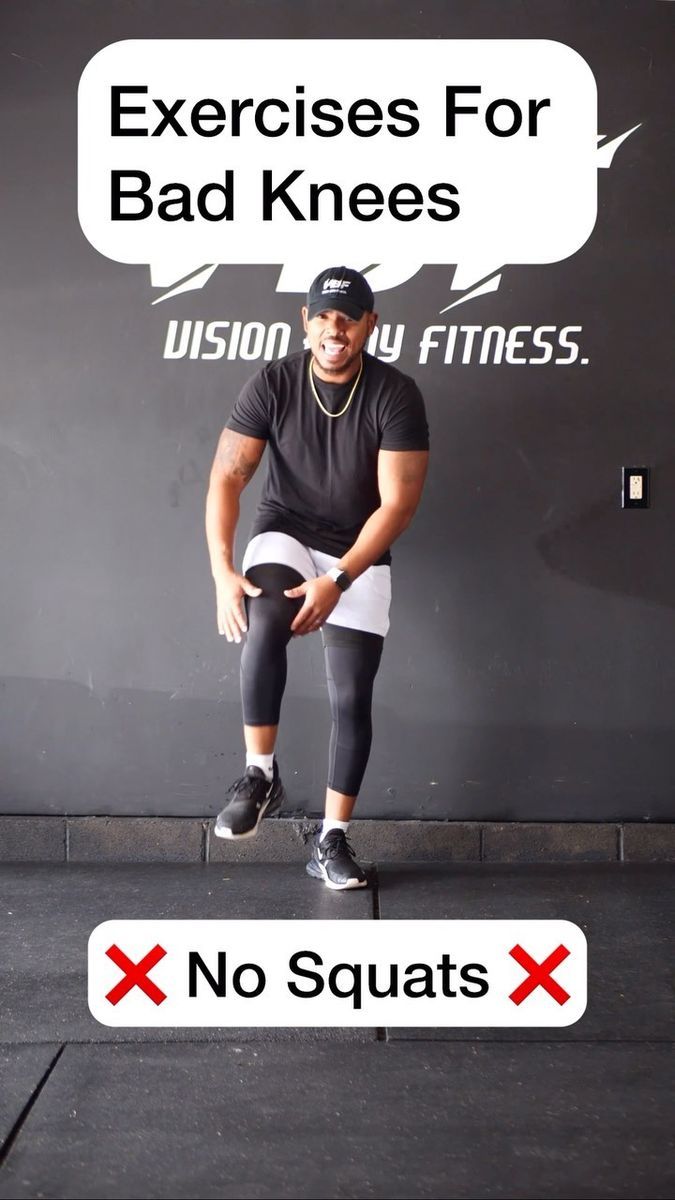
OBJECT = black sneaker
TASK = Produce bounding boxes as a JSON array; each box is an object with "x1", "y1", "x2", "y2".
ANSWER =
[
  {"x1": 305, "y1": 828, "x2": 368, "y2": 890},
  {"x1": 214, "y1": 762, "x2": 285, "y2": 839}
]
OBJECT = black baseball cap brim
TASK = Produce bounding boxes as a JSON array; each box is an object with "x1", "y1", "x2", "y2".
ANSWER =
[{"x1": 307, "y1": 295, "x2": 368, "y2": 321}]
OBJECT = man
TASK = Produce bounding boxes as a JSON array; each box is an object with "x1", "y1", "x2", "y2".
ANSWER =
[{"x1": 205, "y1": 266, "x2": 429, "y2": 889}]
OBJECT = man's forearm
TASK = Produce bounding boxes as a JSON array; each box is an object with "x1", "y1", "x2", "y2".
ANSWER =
[
  {"x1": 338, "y1": 504, "x2": 414, "y2": 580},
  {"x1": 205, "y1": 481, "x2": 241, "y2": 578}
]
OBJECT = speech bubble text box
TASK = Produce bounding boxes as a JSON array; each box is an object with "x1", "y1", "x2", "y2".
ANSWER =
[
  {"x1": 78, "y1": 39, "x2": 597, "y2": 292},
  {"x1": 88, "y1": 919, "x2": 588, "y2": 1027}
]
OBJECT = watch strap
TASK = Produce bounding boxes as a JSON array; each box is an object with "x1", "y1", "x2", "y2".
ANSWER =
[{"x1": 327, "y1": 566, "x2": 352, "y2": 592}]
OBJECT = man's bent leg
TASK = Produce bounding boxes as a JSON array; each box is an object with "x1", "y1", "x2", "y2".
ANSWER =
[
  {"x1": 240, "y1": 562, "x2": 305, "y2": 729},
  {"x1": 215, "y1": 562, "x2": 305, "y2": 839}
]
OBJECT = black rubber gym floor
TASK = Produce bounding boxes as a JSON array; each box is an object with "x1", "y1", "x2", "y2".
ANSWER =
[{"x1": 0, "y1": 862, "x2": 673, "y2": 1198}]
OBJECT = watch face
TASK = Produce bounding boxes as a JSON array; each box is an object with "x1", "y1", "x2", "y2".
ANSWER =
[{"x1": 329, "y1": 567, "x2": 351, "y2": 590}]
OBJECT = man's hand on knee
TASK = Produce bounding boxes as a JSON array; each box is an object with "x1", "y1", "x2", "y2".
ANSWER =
[
  {"x1": 215, "y1": 570, "x2": 262, "y2": 642},
  {"x1": 284, "y1": 576, "x2": 341, "y2": 637}
]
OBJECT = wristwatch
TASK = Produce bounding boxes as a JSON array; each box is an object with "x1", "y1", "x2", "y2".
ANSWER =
[{"x1": 326, "y1": 566, "x2": 352, "y2": 592}]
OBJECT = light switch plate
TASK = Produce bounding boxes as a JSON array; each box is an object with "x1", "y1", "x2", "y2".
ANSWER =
[{"x1": 622, "y1": 466, "x2": 650, "y2": 509}]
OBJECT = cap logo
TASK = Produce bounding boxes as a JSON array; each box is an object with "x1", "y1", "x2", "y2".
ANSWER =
[{"x1": 322, "y1": 279, "x2": 351, "y2": 294}]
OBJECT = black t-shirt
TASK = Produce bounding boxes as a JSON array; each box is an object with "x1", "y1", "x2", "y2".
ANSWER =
[{"x1": 226, "y1": 349, "x2": 429, "y2": 565}]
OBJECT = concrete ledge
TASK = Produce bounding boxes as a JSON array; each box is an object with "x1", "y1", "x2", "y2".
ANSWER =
[
  {"x1": 0, "y1": 817, "x2": 673, "y2": 862},
  {"x1": 482, "y1": 822, "x2": 618, "y2": 862},
  {"x1": 0, "y1": 816, "x2": 66, "y2": 861},
  {"x1": 207, "y1": 818, "x2": 481, "y2": 863},
  {"x1": 67, "y1": 817, "x2": 205, "y2": 862},
  {"x1": 622, "y1": 822, "x2": 675, "y2": 861},
  {"x1": 207, "y1": 818, "x2": 314, "y2": 863},
  {"x1": 350, "y1": 819, "x2": 480, "y2": 862}
]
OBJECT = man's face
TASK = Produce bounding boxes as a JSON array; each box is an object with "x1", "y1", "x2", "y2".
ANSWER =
[{"x1": 302, "y1": 306, "x2": 378, "y2": 381}]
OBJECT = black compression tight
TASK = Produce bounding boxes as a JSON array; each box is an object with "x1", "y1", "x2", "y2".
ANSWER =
[
  {"x1": 240, "y1": 563, "x2": 304, "y2": 729},
  {"x1": 240, "y1": 563, "x2": 384, "y2": 797},
  {"x1": 321, "y1": 623, "x2": 384, "y2": 796}
]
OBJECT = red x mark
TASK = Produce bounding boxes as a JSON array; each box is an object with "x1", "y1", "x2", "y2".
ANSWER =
[
  {"x1": 105, "y1": 943, "x2": 167, "y2": 1006},
  {"x1": 509, "y1": 943, "x2": 570, "y2": 1006}
]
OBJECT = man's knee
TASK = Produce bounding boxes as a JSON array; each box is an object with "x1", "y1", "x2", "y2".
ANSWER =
[{"x1": 244, "y1": 562, "x2": 305, "y2": 640}]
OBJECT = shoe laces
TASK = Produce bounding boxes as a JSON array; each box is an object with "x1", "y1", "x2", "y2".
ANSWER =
[
  {"x1": 319, "y1": 829, "x2": 355, "y2": 859},
  {"x1": 227, "y1": 767, "x2": 268, "y2": 799}
]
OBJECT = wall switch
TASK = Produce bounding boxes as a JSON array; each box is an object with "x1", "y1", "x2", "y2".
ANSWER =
[{"x1": 622, "y1": 466, "x2": 650, "y2": 509}]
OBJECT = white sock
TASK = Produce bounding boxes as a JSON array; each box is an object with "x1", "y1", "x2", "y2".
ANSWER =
[
  {"x1": 246, "y1": 752, "x2": 274, "y2": 782},
  {"x1": 320, "y1": 818, "x2": 350, "y2": 842}
]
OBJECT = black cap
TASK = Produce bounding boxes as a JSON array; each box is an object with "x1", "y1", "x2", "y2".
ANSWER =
[{"x1": 307, "y1": 267, "x2": 375, "y2": 321}]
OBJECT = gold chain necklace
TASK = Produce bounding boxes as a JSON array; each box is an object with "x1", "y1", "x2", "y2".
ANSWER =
[{"x1": 308, "y1": 354, "x2": 363, "y2": 418}]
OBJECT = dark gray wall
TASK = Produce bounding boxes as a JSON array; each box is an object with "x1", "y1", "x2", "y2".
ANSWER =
[{"x1": 2, "y1": 0, "x2": 674, "y2": 819}]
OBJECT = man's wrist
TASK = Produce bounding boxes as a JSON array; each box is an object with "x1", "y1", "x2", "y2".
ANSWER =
[
  {"x1": 326, "y1": 566, "x2": 352, "y2": 592},
  {"x1": 212, "y1": 559, "x2": 236, "y2": 581}
]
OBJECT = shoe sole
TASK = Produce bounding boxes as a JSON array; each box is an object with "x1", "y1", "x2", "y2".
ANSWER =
[
  {"x1": 213, "y1": 787, "x2": 285, "y2": 840},
  {"x1": 305, "y1": 858, "x2": 368, "y2": 890}
]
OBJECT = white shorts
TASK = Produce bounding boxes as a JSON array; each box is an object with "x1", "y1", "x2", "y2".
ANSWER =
[{"x1": 242, "y1": 531, "x2": 391, "y2": 637}]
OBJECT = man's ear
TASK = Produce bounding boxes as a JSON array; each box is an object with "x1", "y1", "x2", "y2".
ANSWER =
[
  {"x1": 301, "y1": 305, "x2": 309, "y2": 332},
  {"x1": 367, "y1": 311, "x2": 378, "y2": 336}
]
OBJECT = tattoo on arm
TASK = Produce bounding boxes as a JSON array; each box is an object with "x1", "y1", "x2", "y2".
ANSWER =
[{"x1": 214, "y1": 429, "x2": 263, "y2": 483}]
